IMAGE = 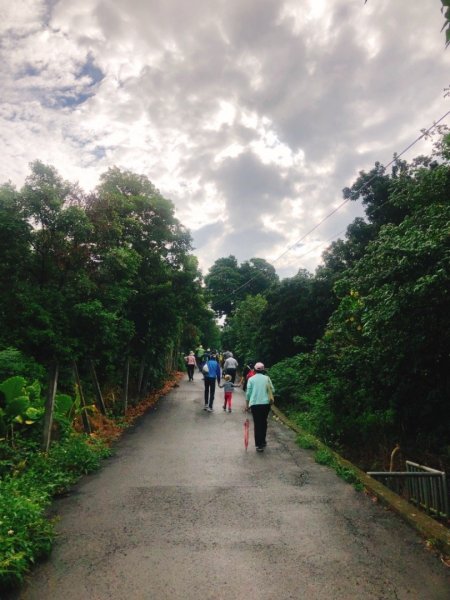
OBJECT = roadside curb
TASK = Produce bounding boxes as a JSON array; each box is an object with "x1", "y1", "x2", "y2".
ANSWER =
[{"x1": 271, "y1": 405, "x2": 450, "y2": 556}]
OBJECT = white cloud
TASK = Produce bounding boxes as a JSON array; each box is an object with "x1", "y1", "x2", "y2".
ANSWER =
[{"x1": 0, "y1": 0, "x2": 448, "y2": 279}]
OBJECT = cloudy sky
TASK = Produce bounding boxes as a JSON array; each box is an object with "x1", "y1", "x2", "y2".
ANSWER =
[{"x1": 1, "y1": 0, "x2": 449, "y2": 278}]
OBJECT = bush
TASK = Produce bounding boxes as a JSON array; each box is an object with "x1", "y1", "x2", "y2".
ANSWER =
[
  {"x1": 0, "y1": 479, "x2": 53, "y2": 588},
  {"x1": 0, "y1": 348, "x2": 45, "y2": 383},
  {"x1": 268, "y1": 354, "x2": 311, "y2": 406},
  {"x1": 0, "y1": 434, "x2": 110, "y2": 590}
]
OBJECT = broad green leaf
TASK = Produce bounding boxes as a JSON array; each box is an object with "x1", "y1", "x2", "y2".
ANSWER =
[
  {"x1": 0, "y1": 376, "x2": 27, "y2": 403},
  {"x1": 54, "y1": 393, "x2": 73, "y2": 416},
  {"x1": 5, "y1": 396, "x2": 30, "y2": 418}
]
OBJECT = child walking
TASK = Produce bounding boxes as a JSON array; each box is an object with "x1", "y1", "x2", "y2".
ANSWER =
[{"x1": 219, "y1": 374, "x2": 240, "y2": 412}]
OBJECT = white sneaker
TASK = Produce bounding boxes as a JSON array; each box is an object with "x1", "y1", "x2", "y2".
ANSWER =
[
  {"x1": 203, "y1": 405, "x2": 208, "y2": 411},
  {"x1": 207, "y1": 407, "x2": 213, "y2": 412}
]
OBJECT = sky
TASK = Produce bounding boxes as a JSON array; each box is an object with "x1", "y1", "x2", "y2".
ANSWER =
[{"x1": 1, "y1": 0, "x2": 449, "y2": 279}]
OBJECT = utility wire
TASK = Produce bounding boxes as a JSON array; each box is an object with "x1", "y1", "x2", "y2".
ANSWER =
[{"x1": 212, "y1": 109, "x2": 450, "y2": 308}]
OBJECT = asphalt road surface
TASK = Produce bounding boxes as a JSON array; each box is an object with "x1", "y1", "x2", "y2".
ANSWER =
[{"x1": 11, "y1": 375, "x2": 450, "y2": 600}]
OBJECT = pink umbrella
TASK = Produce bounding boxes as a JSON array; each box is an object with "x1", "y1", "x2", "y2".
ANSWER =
[{"x1": 244, "y1": 418, "x2": 249, "y2": 451}]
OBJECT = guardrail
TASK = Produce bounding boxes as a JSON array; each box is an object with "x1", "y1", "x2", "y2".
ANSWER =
[{"x1": 368, "y1": 462, "x2": 448, "y2": 519}]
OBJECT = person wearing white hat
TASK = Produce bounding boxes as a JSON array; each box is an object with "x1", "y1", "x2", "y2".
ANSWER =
[{"x1": 245, "y1": 362, "x2": 275, "y2": 452}]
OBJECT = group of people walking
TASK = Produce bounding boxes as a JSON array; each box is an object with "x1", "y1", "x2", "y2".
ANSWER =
[{"x1": 184, "y1": 348, "x2": 275, "y2": 452}]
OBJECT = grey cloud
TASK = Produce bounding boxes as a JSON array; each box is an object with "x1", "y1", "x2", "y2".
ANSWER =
[
  {"x1": 191, "y1": 221, "x2": 224, "y2": 251},
  {"x1": 213, "y1": 225, "x2": 285, "y2": 265},
  {"x1": 1, "y1": 0, "x2": 448, "y2": 280},
  {"x1": 207, "y1": 151, "x2": 295, "y2": 223}
]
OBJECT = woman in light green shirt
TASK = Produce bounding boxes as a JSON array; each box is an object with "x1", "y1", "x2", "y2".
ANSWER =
[{"x1": 245, "y1": 362, "x2": 275, "y2": 452}]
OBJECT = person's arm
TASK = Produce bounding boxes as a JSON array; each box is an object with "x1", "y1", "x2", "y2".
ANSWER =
[{"x1": 245, "y1": 379, "x2": 252, "y2": 411}]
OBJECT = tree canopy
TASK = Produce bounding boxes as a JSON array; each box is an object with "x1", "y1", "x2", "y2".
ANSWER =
[{"x1": 0, "y1": 162, "x2": 217, "y2": 393}]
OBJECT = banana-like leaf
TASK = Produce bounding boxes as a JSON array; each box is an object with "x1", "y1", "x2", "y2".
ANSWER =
[
  {"x1": 0, "y1": 376, "x2": 27, "y2": 404},
  {"x1": 5, "y1": 396, "x2": 30, "y2": 419},
  {"x1": 26, "y1": 380, "x2": 42, "y2": 404},
  {"x1": 25, "y1": 406, "x2": 43, "y2": 421},
  {"x1": 54, "y1": 393, "x2": 74, "y2": 416}
]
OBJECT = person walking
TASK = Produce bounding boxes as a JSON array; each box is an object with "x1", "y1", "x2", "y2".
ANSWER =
[
  {"x1": 245, "y1": 362, "x2": 275, "y2": 452},
  {"x1": 219, "y1": 374, "x2": 240, "y2": 412},
  {"x1": 223, "y1": 352, "x2": 238, "y2": 383},
  {"x1": 242, "y1": 361, "x2": 255, "y2": 392},
  {"x1": 184, "y1": 351, "x2": 196, "y2": 381},
  {"x1": 195, "y1": 344, "x2": 205, "y2": 372},
  {"x1": 203, "y1": 353, "x2": 221, "y2": 412}
]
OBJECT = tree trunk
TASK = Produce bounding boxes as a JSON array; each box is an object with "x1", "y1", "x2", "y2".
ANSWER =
[
  {"x1": 137, "y1": 357, "x2": 145, "y2": 398},
  {"x1": 73, "y1": 361, "x2": 91, "y2": 434},
  {"x1": 122, "y1": 356, "x2": 130, "y2": 415},
  {"x1": 89, "y1": 359, "x2": 107, "y2": 415},
  {"x1": 42, "y1": 362, "x2": 59, "y2": 452}
]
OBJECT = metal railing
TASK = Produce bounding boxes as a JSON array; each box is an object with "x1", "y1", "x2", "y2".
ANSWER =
[{"x1": 367, "y1": 462, "x2": 449, "y2": 519}]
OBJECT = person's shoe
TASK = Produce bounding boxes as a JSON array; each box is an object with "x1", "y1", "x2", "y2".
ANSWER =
[
  {"x1": 228, "y1": 409, "x2": 232, "y2": 413},
  {"x1": 203, "y1": 405, "x2": 208, "y2": 411},
  {"x1": 256, "y1": 447, "x2": 264, "y2": 452},
  {"x1": 207, "y1": 407, "x2": 213, "y2": 412},
  {"x1": 223, "y1": 406, "x2": 226, "y2": 411}
]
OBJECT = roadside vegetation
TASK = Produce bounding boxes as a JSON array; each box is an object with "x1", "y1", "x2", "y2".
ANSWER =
[
  {"x1": 206, "y1": 133, "x2": 450, "y2": 475},
  {"x1": 0, "y1": 164, "x2": 218, "y2": 590}
]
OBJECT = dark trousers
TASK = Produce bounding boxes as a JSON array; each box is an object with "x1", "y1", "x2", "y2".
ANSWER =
[
  {"x1": 187, "y1": 364, "x2": 195, "y2": 380},
  {"x1": 204, "y1": 378, "x2": 216, "y2": 408},
  {"x1": 251, "y1": 404, "x2": 271, "y2": 447},
  {"x1": 225, "y1": 368, "x2": 237, "y2": 383}
]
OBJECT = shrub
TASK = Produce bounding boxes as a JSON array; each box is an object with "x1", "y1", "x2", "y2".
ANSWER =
[
  {"x1": 0, "y1": 434, "x2": 110, "y2": 590},
  {"x1": 0, "y1": 348, "x2": 45, "y2": 383}
]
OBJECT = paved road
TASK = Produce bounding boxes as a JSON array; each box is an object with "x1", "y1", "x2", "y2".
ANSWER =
[{"x1": 12, "y1": 376, "x2": 450, "y2": 599}]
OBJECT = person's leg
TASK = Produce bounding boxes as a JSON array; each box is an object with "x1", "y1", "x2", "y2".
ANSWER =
[
  {"x1": 251, "y1": 405, "x2": 265, "y2": 448},
  {"x1": 229, "y1": 369, "x2": 236, "y2": 383},
  {"x1": 188, "y1": 365, "x2": 194, "y2": 380},
  {"x1": 224, "y1": 391, "x2": 231, "y2": 410},
  {"x1": 203, "y1": 378, "x2": 209, "y2": 408},
  {"x1": 208, "y1": 379, "x2": 216, "y2": 409},
  {"x1": 228, "y1": 392, "x2": 232, "y2": 412},
  {"x1": 261, "y1": 404, "x2": 271, "y2": 446}
]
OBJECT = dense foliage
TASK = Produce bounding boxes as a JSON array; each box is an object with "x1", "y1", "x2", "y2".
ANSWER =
[
  {"x1": 0, "y1": 163, "x2": 218, "y2": 589},
  {"x1": 0, "y1": 162, "x2": 217, "y2": 393},
  {"x1": 207, "y1": 135, "x2": 450, "y2": 470},
  {"x1": 0, "y1": 430, "x2": 110, "y2": 588}
]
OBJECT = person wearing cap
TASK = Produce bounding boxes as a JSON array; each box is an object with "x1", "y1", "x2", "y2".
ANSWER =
[
  {"x1": 195, "y1": 344, "x2": 205, "y2": 372},
  {"x1": 245, "y1": 362, "x2": 275, "y2": 452},
  {"x1": 242, "y1": 360, "x2": 255, "y2": 392}
]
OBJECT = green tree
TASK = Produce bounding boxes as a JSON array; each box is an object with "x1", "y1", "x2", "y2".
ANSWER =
[
  {"x1": 204, "y1": 256, "x2": 242, "y2": 316},
  {"x1": 257, "y1": 270, "x2": 330, "y2": 365},
  {"x1": 280, "y1": 152, "x2": 450, "y2": 462},
  {"x1": 222, "y1": 294, "x2": 267, "y2": 364}
]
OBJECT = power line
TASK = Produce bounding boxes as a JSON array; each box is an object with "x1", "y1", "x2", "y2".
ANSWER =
[
  {"x1": 272, "y1": 109, "x2": 450, "y2": 265},
  {"x1": 211, "y1": 108, "x2": 450, "y2": 309}
]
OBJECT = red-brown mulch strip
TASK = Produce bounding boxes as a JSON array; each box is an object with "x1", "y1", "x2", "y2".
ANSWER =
[{"x1": 87, "y1": 371, "x2": 184, "y2": 445}]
